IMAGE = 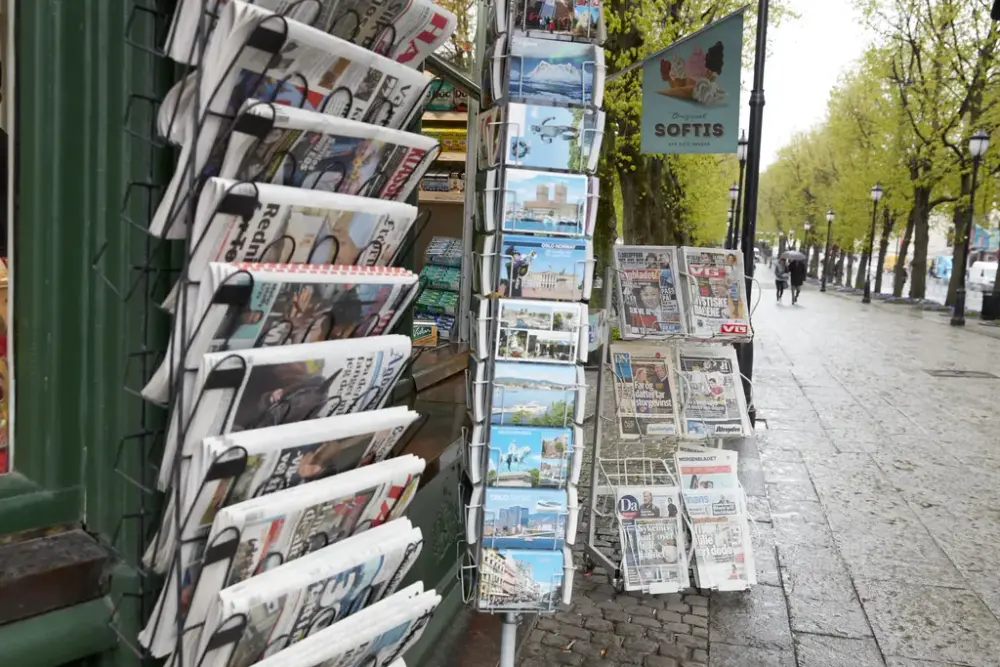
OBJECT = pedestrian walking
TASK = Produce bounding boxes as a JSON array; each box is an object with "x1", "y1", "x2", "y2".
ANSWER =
[
  {"x1": 788, "y1": 258, "x2": 807, "y2": 304},
  {"x1": 774, "y1": 258, "x2": 789, "y2": 302}
]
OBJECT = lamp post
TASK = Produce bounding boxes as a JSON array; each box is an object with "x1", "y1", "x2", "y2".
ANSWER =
[
  {"x1": 733, "y1": 131, "x2": 748, "y2": 249},
  {"x1": 725, "y1": 183, "x2": 739, "y2": 248},
  {"x1": 725, "y1": 208, "x2": 734, "y2": 248},
  {"x1": 863, "y1": 183, "x2": 883, "y2": 303},
  {"x1": 953, "y1": 129, "x2": 990, "y2": 326},
  {"x1": 821, "y1": 209, "x2": 834, "y2": 292}
]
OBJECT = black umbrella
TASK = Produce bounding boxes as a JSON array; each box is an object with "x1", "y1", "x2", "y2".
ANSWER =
[{"x1": 780, "y1": 250, "x2": 807, "y2": 262}]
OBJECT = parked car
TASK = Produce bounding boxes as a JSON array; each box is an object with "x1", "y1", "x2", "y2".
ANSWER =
[{"x1": 968, "y1": 261, "x2": 998, "y2": 292}]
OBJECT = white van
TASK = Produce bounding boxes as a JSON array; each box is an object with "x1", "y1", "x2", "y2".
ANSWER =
[{"x1": 968, "y1": 261, "x2": 998, "y2": 292}]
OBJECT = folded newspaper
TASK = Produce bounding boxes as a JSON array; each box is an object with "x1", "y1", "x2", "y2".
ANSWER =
[
  {"x1": 612, "y1": 245, "x2": 684, "y2": 338},
  {"x1": 678, "y1": 247, "x2": 750, "y2": 340},
  {"x1": 142, "y1": 454, "x2": 424, "y2": 658},
  {"x1": 145, "y1": 406, "x2": 420, "y2": 573},
  {"x1": 176, "y1": 518, "x2": 423, "y2": 667},
  {"x1": 162, "y1": 177, "x2": 420, "y2": 309},
  {"x1": 610, "y1": 343, "x2": 680, "y2": 438},
  {"x1": 250, "y1": 584, "x2": 440, "y2": 667},
  {"x1": 159, "y1": 334, "x2": 412, "y2": 490},
  {"x1": 676, "y1": 343, "x2": 752, "y2": 438},
  {"x1": 166, "y1": 0, "x2": 456, "y2": 69},
  {"x1": 144, "y1": 262, "x2": 420, "y2": 403},
  {"x1": 615, "y1": 485, "x2": 689, "y2": 593}
]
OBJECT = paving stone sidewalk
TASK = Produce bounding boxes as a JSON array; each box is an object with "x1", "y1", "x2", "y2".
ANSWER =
[{"x1": 520, "y1": 281, "x2": 1000, "y2": 667}]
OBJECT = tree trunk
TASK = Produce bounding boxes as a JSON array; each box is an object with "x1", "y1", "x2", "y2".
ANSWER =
[
  {"x1": 808, "y1": 242, "x2": 820, "y2": 278},
  {"x1": 617, "y1": 155, "x2": 683, "y2": 246},
  {"x1": 592, "y1": 135, "x2": 619, "y2": 306},
  {"x1": 834, "y1": 248, "x2": 845, "y2": 285},
  {"x1": 846, "y1": 253, "x2": 855, "y2": 288},
  {"x1": 947, "y1": 170, "x2": 972, "y2": 306},
  {"x1": 855, "y1": 250, "x2": 868, "y2": 289},
  {"x1": 874, "y1": 209, "x2": 894, "y2": 294},
  {"x1": 909, "y1": 185, "x2": 931, "y2": 299},
  {"x1": 893, "y1": 206, "x2": 915, "y2": 297}
]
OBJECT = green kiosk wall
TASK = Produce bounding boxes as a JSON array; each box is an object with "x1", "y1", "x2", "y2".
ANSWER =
[{"x1": 0, "y1": 2, "x2": 464, "y2": 666}]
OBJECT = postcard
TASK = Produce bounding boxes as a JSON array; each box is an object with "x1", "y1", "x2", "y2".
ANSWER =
[
  {"x1": 506, "y1": 103, "x2": 604, "y2": 172},
  {"x1": 502, "y1": 168, "x2": 590, "y2": 237},
  {"x1": 487, "y1": 425, "x2": 574, "y2": 487},
  {"x1": 510, "y1": 0, "x2": 604, "y2": 41},
  {"x1": 477, "y1": 548, "x2": 564, "y2": 611},
  {"x1": 509, "y1": 36, "x2": 605, "y2": 107},
  {"x1": 492, "y1": 361, "x2": 582, "y2": 426},
  {"x1": 496, "y1": 299, "x2": 586, "y2": 364},
  {"x1": 483, "y1": 487, "x2": 568, "y2": 550},
  {"x1": 498, "y1": 233, "x2": 592, "y2": 302}
]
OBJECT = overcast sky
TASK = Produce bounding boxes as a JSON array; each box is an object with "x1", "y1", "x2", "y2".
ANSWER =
[{"x1": 739, "y1": 0, "x2": 874, "y2": 168}]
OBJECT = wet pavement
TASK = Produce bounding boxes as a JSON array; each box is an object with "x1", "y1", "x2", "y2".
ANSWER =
[{"x1": 520, "y1": 279, "x2": 1000, "y2": 667}]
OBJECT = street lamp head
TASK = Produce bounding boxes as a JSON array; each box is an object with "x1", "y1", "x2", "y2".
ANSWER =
[
  {"x1": 737, "y1": 130, "x2": 748, "y2": 163},
  {"x1": 729, "y1": 183, "x2": 740, "y2": 201},
  {"x1": 969, "y1": 128, "x2": 990, "y2": 158},
  {"x1": 871, "y1": 182, "x2": 884, "y2": 202},
  {"x1": 826, "y1": 209, "x2": 835, "y2": 224}
]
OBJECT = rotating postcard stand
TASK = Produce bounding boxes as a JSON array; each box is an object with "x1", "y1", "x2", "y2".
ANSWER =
[{"x1": 583, "y1": 265, "x2": 757, "y2": 595}]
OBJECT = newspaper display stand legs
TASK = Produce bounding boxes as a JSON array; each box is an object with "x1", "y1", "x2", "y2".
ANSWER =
[
  {"x1": 97, "y1": 2, "x2": 464, "y2": 666},
  {"x1": 584, "y1": 256, "x2": 758, "y2": 596}
]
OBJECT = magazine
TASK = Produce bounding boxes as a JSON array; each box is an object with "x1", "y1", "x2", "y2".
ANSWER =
[
  {"x1": 610, "y1": 343, "x2": 680, "y2": 438},
  {"x1": 159, "y1": 335, "x2": 412, "y2": 490},
  {"x1": 482, "y1": 487, "x2": 568, "y2": 550},
  {"x1": 676, "y1": 343, "x2": 752, "y2": 438},
  {"x1": 477, "y1": 547, "x2": 565, "y2": 611},
  {"x1": 507, "y1": 36, "x2": 605, "y2": 107},
  {"x1": 482, "y1": 232, "x2": 593, "y2": 302},
  {"x1": 154, "y1": 99, "x2": 438, "y2": 238},
  {"x1": 675, "y1": 448, "x2": 739, "y2": 491},
  {"x1": 248, "y1": 584, "x2": 441, "y2": 667},
  {"x1": 683, "y1": 489, "x2": 755, "y2": 590},
  {"x1": 489, "y1": 361, "x2": 586, "y2": 426},
  {"x1": 486, "y1": 424, "x2": 583, "y2": 488},
  {"x1": 494, "y1": 0, "x2": 605, "y2": 43},
  {"x1": 499, "y1": 168, "x2": 593, "y2": 237},
  {"x1": 165, "y1": 0, "x2": 457, "y2": 69},
  {"x1": 164, "y1": 178, "x2": 419, "y2": 309},
  {"x1": 480, "y1": 102, "x2": 605, "y2": 173},
  {"x1": 145, "y1": 407, "x2": 420, "y2": 573},
  {"x1": 612, "y1": 245, "x2": 684, "y2": 337},
  {"x1": 614, "y1": 485, "x2": 688, "y2": 592},
  {"x1": 146, "y1": 263, "x2": 420, "y2": 403},
  {"x1": 141, "y1": 455, "x2": 425, "y2": 659},
  {"x1": 678, "y1": 247, "x2": 750, "y2": 339},
  {"x1": 495, "y1": 299, "x2": 588, "y2": 364},
  {"x1": 182, "y1": 519, "x2": 423, "y2": 667}
]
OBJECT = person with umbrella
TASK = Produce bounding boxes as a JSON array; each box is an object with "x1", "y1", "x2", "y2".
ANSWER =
[
  {"x1": 774, "y1": 257, "x2": 790, "y2": 302},
  {"x1": 781, "y1": 250, "x2": 808, "y2": 304}
]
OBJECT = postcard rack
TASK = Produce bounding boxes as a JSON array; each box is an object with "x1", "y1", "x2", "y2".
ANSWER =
[
  {"x1": 583, "y1": 262, "x2": 757, "y2": 595},
  {"x1": 95, "y1": 1, "x2": 450, "y2": 665}
]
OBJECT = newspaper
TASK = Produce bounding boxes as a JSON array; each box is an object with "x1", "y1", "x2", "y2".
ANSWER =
[
  {"x1": 141, "y1": 456, "x2": 424, "y2": 659},
  {"x1": 674, "y1": 448, "x2": 739, "y2": 491},
  {"x1": 676, "y1": 344, "x2": 751, "y2": 438},
  {"x1": 495, "y1": 299, "x2": 588, "y2": 365},
  {"x1": 612, "y1": 246, "x2": 684, "y2": 337},
  {"x1": 144, "y1": 407, "x2": 419, "y2": 573},
  {"x1": 145, "y1": 262, "x2": 419, "y2": 403},
  {"x1": 678, "y1": 247, "x2": 750, "y2": 339},
  {"x1": 152, "y1": 0, "x2": 434, "y2": 237},
  {"x1": 166, "y1": 0, "x2": 456, "y2": 69},
  {"x1": 610, "y1": 343, "x2": 680, "y2": 438},
  {"x1": 182, "y1": 519, "x2": 423, "y2": 667},
  {"x1": 249, "y1": 584, "x2": 440, "y2": 667},
  {"x1": 163, "y1": 178, "x2": 419, "y2": 309},
  {"x1": 683, "y1": 490, "x2": 754, "y2": 590},
  {"x1": 615, "y1": 485, "x2": 688, "y2": 592},
  {"x1": 159, "y1": 335, "x2": 412, "y2": 490}
]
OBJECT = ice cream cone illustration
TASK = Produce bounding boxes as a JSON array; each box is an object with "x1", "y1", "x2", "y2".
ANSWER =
[{"x1": 656, "y1": 41, "x2": 727, "y2": 105}]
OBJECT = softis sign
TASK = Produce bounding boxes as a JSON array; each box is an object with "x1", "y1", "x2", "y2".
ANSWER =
[{"x1": 640, "y1": 10, "x2": 745, "y2": 155}]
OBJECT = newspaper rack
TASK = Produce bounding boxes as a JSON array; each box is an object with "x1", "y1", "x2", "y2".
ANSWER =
[{"x1": 583, "y1": 265, "x2": 757, "y2": 595}]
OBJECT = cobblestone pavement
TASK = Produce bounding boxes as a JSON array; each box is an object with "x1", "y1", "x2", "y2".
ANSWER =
[{"x1": 520, "y1": 281, "x2": 1000, "y2": 667}]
